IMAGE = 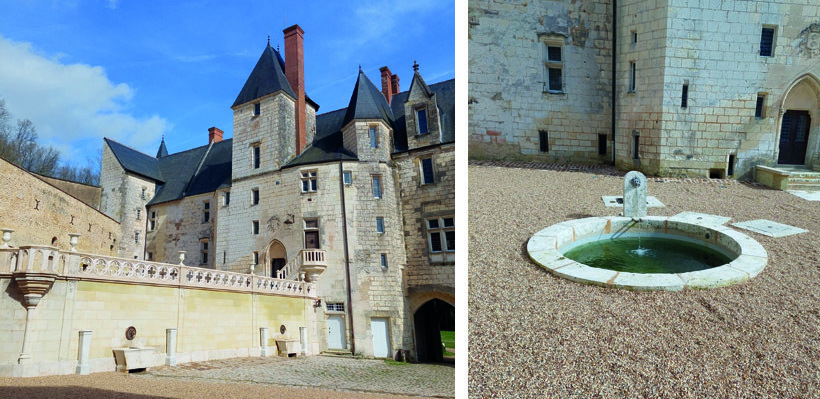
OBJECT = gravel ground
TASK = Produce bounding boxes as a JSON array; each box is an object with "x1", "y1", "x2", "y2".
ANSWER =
[{"x1": 468, "y1": 163, "x2": 820, "y2": 398}]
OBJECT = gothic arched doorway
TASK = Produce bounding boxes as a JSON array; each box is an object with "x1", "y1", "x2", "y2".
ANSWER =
[
  {"x1": 778, "y1": 75, "x2": 820, "y2": 166},
  {"x1": 413, "y1": 298, "x2": 455, "y2": 363},
  {"x1": 265, "y1": 240, "x2": 287, "y2": 278}
]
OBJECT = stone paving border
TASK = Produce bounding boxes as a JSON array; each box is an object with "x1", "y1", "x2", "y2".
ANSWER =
[
  {"x1": 601, "y1": 195, "x2": 665, "y2": 208},
  {"x1": 732, "y1": 219, "x2": 809, "y2": 238},
  {"x1": 469, "y1": 160, "x2": 746, "y2": 185},
  {"x1": 787, "y1": 190, "x2": 820, "y2": 201},
  {"x1": 527, "y1": 216, "x2": 768, "y2": 291}
]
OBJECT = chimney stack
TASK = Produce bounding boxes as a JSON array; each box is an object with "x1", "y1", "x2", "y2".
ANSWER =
[
  {"x1": 391, "y1": 73, "x2": 400, "y2": 96},
  {"x1": 284, "y1": 24, "x2": 306, "y2": 155},
  {"x1": 208, "y1": 127, "x2": 224, "y2": 144},
  {"x1": 379, "y1": 66, "x2": 393, "y2": 104}
]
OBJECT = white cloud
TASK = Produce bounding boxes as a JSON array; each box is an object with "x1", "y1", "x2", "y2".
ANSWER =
[{"x1": 0, "y1": 35, "x2": 168, "y2": 159}]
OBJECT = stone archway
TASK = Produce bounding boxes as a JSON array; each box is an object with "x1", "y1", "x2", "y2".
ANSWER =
[
  {"x1": 412, "y1": 298, "x2": 455, "y2": 363},
  {"x1": 264, "y1": 240, "x2": 287, "y2": 278},
  {"x1": 778, "y1": 75, "x2": 820, "y2": 166}
]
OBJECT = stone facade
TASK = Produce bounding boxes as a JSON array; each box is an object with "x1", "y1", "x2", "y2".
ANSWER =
[
  {"x1": 0, "y1": 157, "x2": 119, "y2": 254},
  {"x1": 469, "y1": 0, "x2": 820, "y2": 178},
  {"x1": 98, "y1": 25, "x2": 455, "y2": 360},
  {"x1": 99, "y1": 143, "x2": 154, "y2": 258}
]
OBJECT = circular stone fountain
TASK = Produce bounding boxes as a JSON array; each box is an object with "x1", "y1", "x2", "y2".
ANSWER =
[{"x1": 527, "y1": 216, "x2": 768, "y2": 291}]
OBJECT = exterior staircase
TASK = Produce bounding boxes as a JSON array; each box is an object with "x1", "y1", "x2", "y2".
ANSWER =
[
  {"x1": 320, "y1": 349, "x2": 359, "y2": 358},
  {"x1": 787, "y1": 169, "x2": 820, "y2": 191}
]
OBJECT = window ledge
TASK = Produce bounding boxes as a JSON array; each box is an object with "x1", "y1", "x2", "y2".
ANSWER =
[{"x1": 543, "y1": 90, "x2": 565, "y2": 95}]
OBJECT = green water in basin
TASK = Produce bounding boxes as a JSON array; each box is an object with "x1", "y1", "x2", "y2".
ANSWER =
[{"x1": 563, "y1": 236, "x2": 734, "y2": 274}]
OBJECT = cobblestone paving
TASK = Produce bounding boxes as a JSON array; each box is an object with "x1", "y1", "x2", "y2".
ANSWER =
[{"x1": 137, "y1": 356, "x2": 454, "y2": 398}]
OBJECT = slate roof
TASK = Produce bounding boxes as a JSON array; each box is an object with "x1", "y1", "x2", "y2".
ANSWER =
[
  {"x1": 148, "y1": 139, "x2": 233, "y2": 206},
  {"x1": 232, "y1": 45, "x2": 296, "y2": 108},
  {"x1": 286, "y1": 108, "x2": 357, "y2": 167},
  {"x1": 342, "y1": 70, "x2": 395, "y2": 127},
  {"x1": 105, "y1": 138, "x2": 164, "y2": 182}
]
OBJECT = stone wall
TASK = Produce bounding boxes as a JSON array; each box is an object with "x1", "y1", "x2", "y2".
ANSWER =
[
  {"x1": 99, "y1": 143, "x2": 154, "y2": 258},
  {"x1": 404, "y1": 76, "x2": 443, "y2": 150},
  {"x1": 394, "y1": 144, "x2": 455, "y2": 295},
  {"x1": 231, "y1": 92, "x2": 296, "y2": 179},
  {"x1": 469, "y1": 0, "x2": 820, "y2": 178},
  {"x1": 469, "y1": 0, "x2": 614, "y2": 163},
  {"x1": 145, "y1": 193, "x2": 216, "y2": 267},
  {"x1": 0, "y1": 262, "x2": 314, "y2": 377},
  {"x1": 0, "y1": 157, "x2": 119, "y2": 254}
]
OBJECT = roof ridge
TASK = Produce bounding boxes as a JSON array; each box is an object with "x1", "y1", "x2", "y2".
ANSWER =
[{"x1": 104, "y1": 137, "x2": 158, "y2": 160}]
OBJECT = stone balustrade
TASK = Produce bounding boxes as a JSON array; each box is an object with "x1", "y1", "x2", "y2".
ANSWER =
[{"x1": 1, "y1": 246, "x2": 315, "y2": 298}]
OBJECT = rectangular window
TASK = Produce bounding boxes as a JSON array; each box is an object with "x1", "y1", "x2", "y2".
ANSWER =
[
  {"x1": 147, "y1": 252, "x2": 153, "y2": 261},
  {"x1": 544, "y1": 44, "x2": 563, "y2": 93},
  {"x1": 253, "y1": 102, "x2": 261, "y2": 116},
  {"x1": 252, "y1": 144, "x2": 260, "y2": 169},
  {"x1": 200, "y1": 240, "x2": 209, "y2": 265},
  {"x1": 760, "y1": 27, "x2": 775, "y2": 57},
  {"x1": 376, "y1": 217, "x2": 385, "y2": 233},
  {"x1": 372, "y1": 176, "x2": 382, "y2": 199},
  {"x1": 755, "y1": 95, "x2": 766, "y2": 118},
  {"x1": 728, "y1": 154, "x2": 736, "y2": 177},
  {"x1": 251, "y1": 188, "x2": 259, "y2": 205},
  {"x1": 224, "y1": 191, "x2": 231, "y2": 206},
  {"x1": 631, "y1": 31, "x2": 638, "y2": 44},
  {"x1": 427, "y1": 216, "x2": 455, "y2": 253},
  {"x1": 420, "y1": 157, "x2": 435, "y2": 185},
  {"x1": 135, "y1": 231, "x2": 140, "y2": 243},
  {"x1": 369, "y1": 126, "x2": 379, "y2": 148},
  {"x1": 304, "y1": 219, "x2": 320, "y2": 249},
  {"x1": 598, "y1": 134, "x2": 608, "y2": 156},
  {"x1": 539, "y1": 130, "x2": 549, "y2": 153},
  {"x1": 203, "y1": 201, "x2": 210, "y2": 223},
  {"x1": 681, "y1": 84, "x2": 689, "y2": 108},
  {"x1": 633, "y1": 135, "x2": 640, "y2": 160},
  {"x1": 343, "y1": 171, "x2": 352, "y2": 185},
  {"x1": 136, "y1": 209, "x2": 141, "y2": 220},
  {"x1": 380, "y1": 253, "x2": 388, "y2": 268},
  {"x1": 326, "y1": 302, "x2": 344, "y2": 312},
  {"x1": 416, "y1": 108, "x2": 429, "y2": 135},
  {"x1": 141, "y1": 187, "x2": 146, "y2": 200},
  {"x1": 301, "y1": 170, "x2": 318, "y2": 193},
  {"x1": 629, "y1": 62, "x2": 636, "y2": 92},
  {"x1": 252, "y1": 220, "x2": 259, "y2": 235},
  {"x1": 253, "y1": 251, "x2": 259, "y2": 265}
]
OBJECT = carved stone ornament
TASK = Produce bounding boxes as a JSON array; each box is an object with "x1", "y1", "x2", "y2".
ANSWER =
[
  {"x1": 280, "y1": 324, "x2": 287, "y2": 335},
  {"x1": 125, "y1": 326, "x2": 137, "y2": 340},
  {"x1": 798, "y1": 22, "x2": 820, "y2": 58},
  {"x1": 266, "y1": 216, "x2": 281, "y2": 233}
]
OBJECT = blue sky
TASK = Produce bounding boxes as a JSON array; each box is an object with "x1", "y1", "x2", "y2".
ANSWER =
[{"x1": 0, "y1": 0, "x2": 455, "y2": 166}]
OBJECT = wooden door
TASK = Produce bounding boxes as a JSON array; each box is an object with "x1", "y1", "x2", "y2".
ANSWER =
[
  {"x1": 371, "y1": 318, "x2": 390, "y2": 358},
  {"x1": 778, "y1": 110, "x2": 811, "y2": 165}
]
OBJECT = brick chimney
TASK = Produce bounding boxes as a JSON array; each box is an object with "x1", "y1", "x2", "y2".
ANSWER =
[
  {"x1": 284, "y1": 24, "x2": 306, "y2": 155},
  {"x1": 208, "y1": 127, "x2": 223, "y2": 144},
  {"x1": 379, "y1": 66, "x2": 394, "y2": 104},
  {"x1": 391, "y1": 73, "x2": 400, "y2": 96}
]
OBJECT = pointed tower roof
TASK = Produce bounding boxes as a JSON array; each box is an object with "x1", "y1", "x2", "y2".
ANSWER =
[
  {"x1": 156, "y1": 137, "x2": 168, "y2": 158},
  {"x1": 232, "y1": 44, "x2": 296, "y2": 108},
  {"x1": 342, "y1": 69, "x2": 395, "y2": 127},
  {"x1": 407, "y1": 61, "x2": 434, "y2": 98}
]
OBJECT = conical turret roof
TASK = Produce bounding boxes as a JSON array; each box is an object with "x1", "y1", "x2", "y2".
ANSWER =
[{"x1": 232, "y1": 44, "x2": 296, "y2": 107}]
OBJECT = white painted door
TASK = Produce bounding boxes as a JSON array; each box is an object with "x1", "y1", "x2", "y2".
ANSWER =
[
  {"x1": 371, "y1": 318, "x2": 390, "y2": 358},
  {"x1": 327, "y1": 315, "x2": 346, "y2": 349}
]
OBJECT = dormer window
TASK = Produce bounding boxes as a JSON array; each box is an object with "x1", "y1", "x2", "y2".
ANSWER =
[
  {"x1": 253, "y1": 102, "x2": 261, "y2": 116},
  {"x1": 416, "y1": 107, "x2": 429, "y2": 135}
]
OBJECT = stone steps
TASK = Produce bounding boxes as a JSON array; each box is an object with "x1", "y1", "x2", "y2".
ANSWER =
[
  {"x1": 788, "y1": 172, "x2": 820, "y2": 191},
  {"x1": 320, "y1": 350, "x2": 360, "y2": 358}
]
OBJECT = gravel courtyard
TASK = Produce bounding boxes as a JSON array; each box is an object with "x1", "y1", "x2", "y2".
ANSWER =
[{"x1": 468, "y1": 162, "x2": 820, "y2": 398}]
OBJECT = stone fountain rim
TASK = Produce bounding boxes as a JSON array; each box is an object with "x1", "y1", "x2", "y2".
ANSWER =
[{"x1": 526, "y1": 215, "x2": 768, "y2": 291}]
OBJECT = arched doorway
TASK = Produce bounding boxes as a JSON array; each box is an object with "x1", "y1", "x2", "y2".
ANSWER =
[
  {"x1": 413, "y1": 298, "x2": 455, "y2": 363},
  {"x1": 265, "y1": 240, "x2": 287, "y2": 278},
  {"x1": 778, "y1": 75, "x2": 820, "y2": 166}
]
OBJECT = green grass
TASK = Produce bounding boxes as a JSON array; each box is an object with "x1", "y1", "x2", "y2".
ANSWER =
[
  {"x1": 383, "y1": 359, "x2": 410, "y2": 366},
  {"x1": 440, "y1": 330, "x2": 455, "y2": 349}
]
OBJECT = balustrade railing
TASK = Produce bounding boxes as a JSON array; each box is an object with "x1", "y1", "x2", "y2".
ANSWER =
[{"x1": 1, "y1": 248, "x2": 315, "y2": 297}]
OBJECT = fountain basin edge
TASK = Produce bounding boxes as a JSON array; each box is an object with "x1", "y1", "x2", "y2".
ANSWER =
[{"x1": 527, "y1": 216, "x2": 768, "y2": 291}]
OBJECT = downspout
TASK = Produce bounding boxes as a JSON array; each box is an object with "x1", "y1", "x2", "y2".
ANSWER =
[
  {"x1": 611, "y1": 0, "x2": 618, "y2": 165},
  {"x1": 339, "y1": 161, "x2": 355, "y2": 354}
]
